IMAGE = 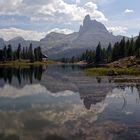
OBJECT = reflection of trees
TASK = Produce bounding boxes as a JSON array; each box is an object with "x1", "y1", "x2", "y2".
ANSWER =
[
  {"x1": 136, "y1": 85, "x2": 140, "y2": 100},
  {"x1": 0, "y1": 66, "x2": 44, "y2": 85},
  {"x1": 96, "y1": 77, "x2": 101, "y2": 83},
  {"x1": 115, "y1": 84, "x2": 140, "y2": 110}
]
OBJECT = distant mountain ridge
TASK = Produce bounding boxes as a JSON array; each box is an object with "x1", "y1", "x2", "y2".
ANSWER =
[
  {"x1": 0, "y1": 38, "x2": 5, "y2": 48},
  {"x1": 0, "y1": 15, "x2": 130, "y2": 59}
]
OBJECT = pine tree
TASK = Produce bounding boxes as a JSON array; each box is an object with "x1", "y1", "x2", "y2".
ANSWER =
[
  {"x1": 130, "y1": 38, "x2": 135, "y2": 56},
  {"x1": 107, "y1": 43, "x2": 112, "y2": 63},
  {"x1": 135, "y1": 33, "x2": 140, "y2": 57},
  {"x1": 125, "y1": 40, "x2": 130, "y2": 57},
  {"x1": 7, "y1": 44, "x2": 13, "y2": 60},
  {"x1": 112, "y1": 42, "x2": 119, "y2": 61},
  {"x1": 17, "y1": 43, "x2": 21, "y2": 60},
  {"x1": 28, "y1": 43, "x2": 34, "y2": 62},
  {"x1": 119, "y1": 37, "x2": 126, "y2": 58},
  {"x1": 3, "y1": 46, "x2": 7, "y2": 61},
  {"x1": 136, "y1": 33, "x2": 140, "y2": 48},
  {"x1": 95, "y1": 42, "x2": 102, "y2": 63},
  {"x1": 22, "y1": 47, "x2": 26, "y2": 59},
  {"x1": 37, "y1": 46, "x2": 42, "y2": 61}
]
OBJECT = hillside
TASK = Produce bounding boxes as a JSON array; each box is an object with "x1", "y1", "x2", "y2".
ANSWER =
[{"x1": 108, "y1": 56, "x2": 140, "y2": 69}]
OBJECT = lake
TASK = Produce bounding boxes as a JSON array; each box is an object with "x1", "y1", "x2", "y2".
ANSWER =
[{"x1": 0, "y1": 64, "x2": 140, "y2": 140}]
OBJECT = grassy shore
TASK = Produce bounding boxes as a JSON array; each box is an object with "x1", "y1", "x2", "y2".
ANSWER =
[{"x1": 84, "y1": 67, "x2": 140, "y2": 76}]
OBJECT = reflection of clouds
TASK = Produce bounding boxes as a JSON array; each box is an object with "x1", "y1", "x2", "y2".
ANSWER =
[
  {"x1": 106, "y1": 87, "x2": 140, "y2": 117},
  {"x1": 106, "y1": 88, "x2": 125, "y2": 99},
  {"x1": 0, "y1": 83, "x2": 109, "y2": 140},
  {"x1": 48, "y1": 90, "x2": 76, "y2": 97},
  {"x1": 0, "y1": 84, "x2": 76, "y2": 99},
  {"x1": 37, "y1": 101, "x2": 108, "y2": 139},
  {"x1": 124, "y1": 111, "x2": 133, "y2": 115},
  {"x1": 40, "y1": 102, "x2": 108, "y2": 124}
]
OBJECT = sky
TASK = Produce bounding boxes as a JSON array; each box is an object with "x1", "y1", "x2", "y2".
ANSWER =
[{"x1": 0, "y1": 0, "x2": 139, "y2": 40}]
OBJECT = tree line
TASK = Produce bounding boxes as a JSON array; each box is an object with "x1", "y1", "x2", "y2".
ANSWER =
[
  {"x1": 0, "y1": 43, "x2": 43, "y2": 62},
  {"x1": 0, "y1": 66, "x2": 43, "y2": 84},
  {"x1": 62, "y1": 33, "x2": 140, "y2": 64}
]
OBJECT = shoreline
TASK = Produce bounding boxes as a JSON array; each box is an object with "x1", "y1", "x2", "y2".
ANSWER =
[
  {"x1": 0, "y1": 60, "x2": 57, "y2": 67},
  {"x1": 84, "y1": 67, "x2": 140, "y2": 76}
]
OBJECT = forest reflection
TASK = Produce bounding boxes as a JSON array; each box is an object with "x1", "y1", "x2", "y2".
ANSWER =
[{"x1": 0, "y1": 65, "x2": 45, "y2": 84}]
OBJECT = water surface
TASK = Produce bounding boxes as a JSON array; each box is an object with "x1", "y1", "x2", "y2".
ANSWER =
[{"x1": 0, "y1": 65, "x2": 140, "y2": 140}]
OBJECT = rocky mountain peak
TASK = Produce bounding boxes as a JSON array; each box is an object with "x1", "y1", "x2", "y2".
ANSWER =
[
  {"x1": 79, "y1": 15, "x2": 109, "y2": 35},
  {"x1": 83, "y1": 14, "x2": 91, "y2": 25}
]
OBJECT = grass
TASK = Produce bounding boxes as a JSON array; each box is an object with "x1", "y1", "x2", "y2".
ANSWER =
[{"x1": 84, "y1": 67, "x2": 140, "y2": 76}]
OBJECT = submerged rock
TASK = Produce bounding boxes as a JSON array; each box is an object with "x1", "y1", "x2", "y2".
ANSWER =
[{"x1": 107, "y1": 70, "x2": 117, "y2": 76}]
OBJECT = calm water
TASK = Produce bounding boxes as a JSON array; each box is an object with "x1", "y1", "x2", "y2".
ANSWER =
[{"x1": 0, "y1": 65, "x2": 140, "y2": 140}]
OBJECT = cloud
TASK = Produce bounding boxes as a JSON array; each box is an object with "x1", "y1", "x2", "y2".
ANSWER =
[
  {"x1": 107, "y1": 26, "x2": 128, "y2": 34},
  {"x1": 30, "y1": 0, "x2": 107, "y2": 22},
  {"x1": 76, "y1": 0, "x2": 80, "y2": 4},
  {"x1": 47, "y1": 28, "x2": 74, "y2": 34},
  {"x1": 0, "y1": 27, "x2": 46, "y2": 41},
  {"x1": 0, "y1": 27, "x2": 74, "y2": 41},
  {"x1": 0, "y1": 0, "x2": 107, "y2": 22},
  {"x1": 124, "y1": 9, "x2": 134, "y2": 14},
  {"x1": 0, "y1": 84, "x2": 76, "y2": 99},
  {"x1": 88, "y1": 0, "x2": 115, "y2": 4}
]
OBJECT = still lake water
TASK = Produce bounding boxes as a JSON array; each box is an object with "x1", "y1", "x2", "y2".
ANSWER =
[{"x1": 0, "y1": 64, "x2": 140, "y2": 140}]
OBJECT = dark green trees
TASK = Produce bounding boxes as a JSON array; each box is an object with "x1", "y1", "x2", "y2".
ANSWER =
[
  {"x1": 17, "y1": 43, "x2": 21, "y2": 60},
  {"x1": 78, "y1": 49, "x2": 95, "y2": 63},
  {"x1": 3, "y1": 46, "x2": 7, "y2": 61},
  {"x1": 77, "y1": 33, "x2": 140, "y2": 64},
  {"x1": 0, "y1": 44, "x2": 43, "y2": 62},
  {"x1": 135, "y1": 33, "x2": 140, "y2": 57},
  {"x1": 28, "y1": 43, "x2": 34, "y2": 62},
  {"x1": 34, "y1": 46, "x2": 42, "y2": 61},
  {"x1": 106, "y1": 43, "x2": 112, "y2": 63},
  {"x1": 95, "y1": 42, "x2": 102, "y2": 63},
  {"x1": 112, "y1": 42, "x2": 119, "y2": 61},
  {"x1": 7, "y1": 44, "x2": 13, "y2": 60}
]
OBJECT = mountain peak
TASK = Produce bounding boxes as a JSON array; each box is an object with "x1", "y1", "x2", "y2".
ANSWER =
[
  {"x1": 83, "y1": 15, "x2": 91, "y2": 25},
  {"x1": 79, "y1": 15, "x2": 109, "y2": 35}
]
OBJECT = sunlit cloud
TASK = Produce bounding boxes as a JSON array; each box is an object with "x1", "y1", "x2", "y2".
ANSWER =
[
  {"x1": 124, "y1": 9, "x2": 134, "y2": 14},
  {"x1": 0, "y1": 27, "x2": 74, "y2": 41},
  {"x1": 107, "y1": 26, "x2": 128, "y2": 34},
  {"x1": 0, "y1": 84, "x2": 77, "y2": 98}
]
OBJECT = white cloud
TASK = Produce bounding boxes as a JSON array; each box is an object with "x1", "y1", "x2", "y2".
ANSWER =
[
  {"x1": 0, "y1": 28, "x2": 46, "y2": 41},
  {"x1": 107, "y1": 26, "x2": 128, "y2": 34},
  {"x1": 88, "y1": 0, "x2": 115, "y2": 4},
  {"x1": 31, "y1": 0, "x2": 107, "y2": 22},
  {"x1": 0, "y1": 27, "x2": 74, "y2": 41},
  {"x1": 0, "y1": 0, "x2": 107, "y2": 22},
  {"x1": 0, "y1": 84, "x2": 76, "y2": 99},
  {"x1": 124, "y1": 9, "x2": 134, "y2": 14},
  {"x1": 47, "y1": 28, "x2": 74, "y2": 34},
  {"x1": 76, "y1": 0, "x2": 80, "y2": 4}
]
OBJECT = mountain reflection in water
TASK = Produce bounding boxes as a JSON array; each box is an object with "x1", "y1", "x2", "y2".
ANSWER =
[{"x1": 0, "y1": 65, "x2": 140, "y2": 140}]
